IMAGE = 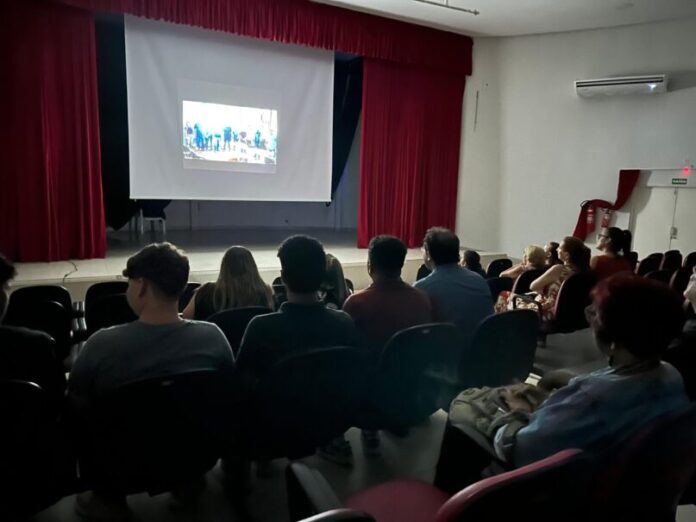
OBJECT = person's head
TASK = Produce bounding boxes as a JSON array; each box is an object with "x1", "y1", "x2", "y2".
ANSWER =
[
  {"x1": 523, "y1": 245, "x2": 546, "y2": 269},
  {"x1": 559, "y1": 236, "x2": 590, "y2": 272},
  {"x1": 321, "y1": 253, "x2": 350, "y2": 307},
  {"x1": 122, "y1": 243, "x2": 190, "y2": 316},
  {"x1": 214, "y1": 246, "x2": 271, "y2": 310},
  {"x1": 368, "y1": 235, "x2": 407, "y2": 279},
  {"x1": 0, "y1": 253, "x2": 17, "y2": 322},
  {"x1": 277, "y1": 235, "x2": 326, "y2": 294},
  {"x1": 591, "y1": 274, "x2": 685, "y2": 362},
  {"x1": 422, "y1": 227, "x2": 460, "y2": 268},
  {"x1": 597, "y1": 227, "x2": 629, "y2": 256},
  {"x1": 462, "y1": 250, "x2": 482, "y2": 270},
  {"x1": 545, "y1": 241, "x2": 560, "y2": 265},
  {"x1": 685, "y1": 267, "x2": 696, "y2": 308}
]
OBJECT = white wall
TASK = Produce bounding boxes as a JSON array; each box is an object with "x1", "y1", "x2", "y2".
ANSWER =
[
  {"x1": 165, "y1": 120, "x2": 361, "y2": 230},
  {"x1": 457, "y1": 18, "x2": 696, "y2": 257}
]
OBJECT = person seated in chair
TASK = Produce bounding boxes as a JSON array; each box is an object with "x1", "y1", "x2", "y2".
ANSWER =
[
  {"x1": 590, "y1": 227, "x2": 633, "y2": 281},
  {"x1": 460, "y1": 250, "x2": 487, "y2": 279},
  {"x1": 435, "y1": 274, "x2": 688, "y2": 494},
  {"x1": 414, "y1": 228, "x2": 493, "y2": 345},
  {"x1": 236, "y1": 235, "x2": 360, "y2": 464},
  {"x1": 499, "y1": 245, "x2": 546, "y2": 279},
  {"x1": 69, "y1": 243, "x2": 234, "y2": 400},
  {"x1": 0, "y1": 253, "x2": 66, "y2": 406}
]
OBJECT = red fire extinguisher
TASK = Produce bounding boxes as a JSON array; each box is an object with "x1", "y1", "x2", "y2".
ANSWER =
[
  {"x1": 586, "y1": 204, "x2": 595, "y2": 228},
  {"x1": 601, "y1": 209, "x2": 612, "y2": 229}
]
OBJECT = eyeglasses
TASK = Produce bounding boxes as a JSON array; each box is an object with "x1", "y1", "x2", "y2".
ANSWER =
[{"x1": 597, "y1": 234, "x2": 609, "y2": 239}]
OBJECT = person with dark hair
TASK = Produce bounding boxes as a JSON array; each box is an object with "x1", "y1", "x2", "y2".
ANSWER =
[
  {"x1": 344, "y1": 236, "x2": 432, "y2": 349},
  {"x1": 590, "y1": 227, "x2": 633, "y2": 281},
  {"x1": 435, "y1": 274, "x2": 688, "y2": 493},
  {"x1": 544, "y1": 241, "x2": 561, "y2": 267},
  {"x1": 0, "y1": 253, "x2": 66, "y2": 405},
  {"x1": 461, "y1": 250, "x2": 487, "y2": 278},
  {"x1": 236, "y1": 235, "x2": 359, "y2": 464},
  {"x1": 414, "y1": 228, "x2": 493, "y2": 343},
  {"x1": 68, "y1": 243, "x2": 234, "y2": 399}
]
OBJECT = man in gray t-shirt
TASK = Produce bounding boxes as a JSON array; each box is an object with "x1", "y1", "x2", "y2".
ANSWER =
[{"x1": 68, "y1": 243, "x2": 234, "y2": 400}]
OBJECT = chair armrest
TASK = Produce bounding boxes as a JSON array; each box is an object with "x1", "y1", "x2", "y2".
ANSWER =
[
  {"x1": 73, "y1": 300, "x2": 85, "y2": 318},
  {"x1": 287, "y1": 462, "x2": 342, "y2": 521}
]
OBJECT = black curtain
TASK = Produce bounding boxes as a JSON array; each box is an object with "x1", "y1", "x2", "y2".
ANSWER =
[{"x1": 330, "y1": 55, "x2": 363, "y2": 200}]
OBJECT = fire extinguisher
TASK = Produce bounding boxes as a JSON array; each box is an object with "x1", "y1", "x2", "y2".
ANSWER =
[
  {"x1": 586, "y1": 204, "x2": 595, "y2": 228},
  {"x1": 601, "y1": 209, "x2": 612, "y2": 229}
]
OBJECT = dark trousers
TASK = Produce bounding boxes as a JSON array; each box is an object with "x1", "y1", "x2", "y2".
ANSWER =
[{"x1": 434, "y1": 420, "x2": 501, "y2": 495}]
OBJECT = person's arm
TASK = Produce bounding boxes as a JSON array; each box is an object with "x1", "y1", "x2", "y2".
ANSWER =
[
  {"x1": 181, "y1": 289, "x2": 198, "y2": 319},
  {"x1": 500, "y1": 264, "x2": 524, "y2": 279},
  {"x1": 529, "y1": 264, "x2": 563, "y2": 293},
  {"x1": 590, "y1": 255, "x2": 600, "y2": 271}
]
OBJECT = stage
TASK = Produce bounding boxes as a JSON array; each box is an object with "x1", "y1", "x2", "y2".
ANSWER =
[{"x1": 12, "y1": 228, "x2": 508, "y2": 299}]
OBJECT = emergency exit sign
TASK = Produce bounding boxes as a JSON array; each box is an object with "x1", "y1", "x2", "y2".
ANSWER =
[{"x1": 672, "y1": 178, "x2": 688, "y2": 185}]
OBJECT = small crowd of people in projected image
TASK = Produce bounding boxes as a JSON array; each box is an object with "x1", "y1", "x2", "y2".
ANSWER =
[{"x1": 183, "y1": 122, "x2": 277, "y2": 165}]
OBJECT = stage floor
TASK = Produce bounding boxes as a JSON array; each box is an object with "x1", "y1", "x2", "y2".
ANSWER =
[{"x1": 12, "y1": 228, "x2": 507, "y2": 299}]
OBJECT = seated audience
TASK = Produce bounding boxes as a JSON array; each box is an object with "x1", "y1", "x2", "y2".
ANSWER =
[
  {"x1": 69, "y1": 243, "x2": 235, "y2": 399},
  {"x1": 544, "y1": 241, "x2": 561, "y2": 266},
  {"x1": 499, "y1": 245, "x2": 546, "y2": 279},
  {"x1": 0, "y1": 253, "x2": 66, "y2": 406},
  {"x1": 414, "y1": 228, "x2": 493, "y2": 344},
  {"x1": 435, "y1": 274, "x2": 688, "y2": 492},
  {"x1": 460, "y1": 250, "x2": 487, "y2": 278},
  {"x1": 236, "y1": 235, "x2": 359, "y2": 464},
  {"x1": 343, "y1": 235, "x2": 433, "y2": 349},
  {"x1": 663, "y1": 267, "x2": 696, "y2": 400},
  {"x1": 182, "y1": 246, "x2": 273, "y2": 320},
  {"x1": 320, "y1": 253, "x2": 351, "y2": 309},
  {"x1": 496, "y1": 236, "x2": 590, "y2": 320},
  {"x1": 590, "y1": 227, "x2": 633, "y2": 281}
]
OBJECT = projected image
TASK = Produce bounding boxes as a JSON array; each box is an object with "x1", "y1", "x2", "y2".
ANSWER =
[{"x1": 182, "y1": 101, "x2": 277, "y2": 166}]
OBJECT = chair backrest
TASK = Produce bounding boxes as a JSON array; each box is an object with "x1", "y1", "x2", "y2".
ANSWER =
[
  {"x1": 592, "y1": 405, "x2": 696, "y2": 521},
  {"x1": 435, "y1": 449, "x2": 588, "y2": 522},
  {"x1": 8, "y1": 285, "x2": 73, "y2": 317},
  {"x1": 248, "y1": 347, "x2": 367, "y2": 459},
  {"x1": 85, "y1": 294, "x2": 137, "y2": 336},
  {"x1": 345, "y1": 279, "x2": 355, "y2": 293},
  {"x1": 486, "y1": 277, "x2": 513, "y2": 300},
  {"x1": 416, "y1": 263, "x2": 432, "y2": 281},
  {"x1": 661, "y1": 251, "x2": 683, "y2": 272},
  {"x1": 207, "y1": 306, "x2": 272, "y2": 356},
  {"x1": 84, "y1": 281, "x2": 129, "y2": 309},
  {"x1": 486, "y1": 258, "x2": 513, "y2": 278},
  {"x1": 3, "y1": 299, "x2": 71, "y2": 348},
  {"x1": 550, "y1": 272, "x2": 596, "y2": 332},
  {"x1": 670, "y1": 267, "x2": 692, "y2": 298},
  {"x1": 462, "y1": 310, "x2": 539, "y2": 388},
  {"x1": 636, "y1": 254, "x2": 662, "y2": 276},
  {"x1": 178, "y1": 281, "x2": 201, "y2": 313},
  {"x1": 684, "y1": 251, "x2": 696, "y2": 270},
  {"x1": 645, "y1": 269, "x2": 673, "y2": 285},
  {"x1": 76, "y1": 369, "x2": 232, "y2": 495},
  {"x1": 511, "y1": 269, "x2": 545, "y2": 295},
  {"x1": 374, "y1": 324, "x2": 465, "y2": 427}
]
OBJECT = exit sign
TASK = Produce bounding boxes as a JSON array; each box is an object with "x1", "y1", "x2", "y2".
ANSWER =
[{"x1": 672, "y1": 178, "x2": 688, "y2": 185}]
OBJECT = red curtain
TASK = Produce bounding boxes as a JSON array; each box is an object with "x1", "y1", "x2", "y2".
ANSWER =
[
  {"x1": 0, "y1": 2, "x2": 106, "y2": 262},
  {"x1": 572, "y1": 169, "x2": 641, "y2": 241},
  {"x1": 358, "y1": 59, "x2": 466, "y2": 248},
  {"x1": 52, "y1": 0, "x2": 472, "y2": 75}
]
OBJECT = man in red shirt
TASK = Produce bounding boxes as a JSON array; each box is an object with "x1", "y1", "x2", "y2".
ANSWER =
[{"x1": 344, "y1": 235, "x2": 433, "y2": 349}]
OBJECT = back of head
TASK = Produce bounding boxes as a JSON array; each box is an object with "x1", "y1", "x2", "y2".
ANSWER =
[
  {"x1": 562, "y1": 236, "x2": 590, "y2": 272},
  {"x1": 592, "y1": 274, "x2": 685, "y2": 359},
  {"x1": 525, "y1": 245, "x2": 546, "y2": 268},
  {"x1": 622, "y1": 229, "x2": 633, "y2": 254},
  {"x1": 278, "y1": 235, "x2": 326, "y2": 293},
  {"x1": 423, "y1": 227, "x2": 460, "y2": 266},
  {"x1": 0, "y1": 253, "x2": 17, "y2": 320},
  {"x1": 322, "y1": 253, "x2": 349, "y2": 306},
  {"x1": 123, "y1": 242, "x2": 189, "y2": 301},
  {"x1": 463, "y1": 249, "x2": 481, "y2": 269},
  {"x1": 546, "y1": 241, "x2": 560, "y2": 265},
  {"x1": 215, "y1": 246, "x2": 269, "y2": 309},
  {"x1": 369, "y1": 235, "x2": 407, "y2": 278}
]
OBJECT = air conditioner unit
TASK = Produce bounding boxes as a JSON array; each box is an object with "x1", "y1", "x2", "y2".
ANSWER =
[{"x1": 575, "y1": 75, "x2": 668, "y2": 97}]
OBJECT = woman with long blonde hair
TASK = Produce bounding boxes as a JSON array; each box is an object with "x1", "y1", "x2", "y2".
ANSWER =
[{"x1": 182, "y1": 246, "x2": 274, "y2": 320}]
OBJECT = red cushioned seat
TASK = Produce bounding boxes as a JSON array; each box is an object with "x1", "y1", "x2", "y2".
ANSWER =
[{"x1": 346, "y1": 480, "x2": 449, "y2": 522}]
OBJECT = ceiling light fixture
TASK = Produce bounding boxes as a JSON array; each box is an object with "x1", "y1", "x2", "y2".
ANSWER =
[{"x1": 413, "y1": 0, "x2": 480, "y2": 16}]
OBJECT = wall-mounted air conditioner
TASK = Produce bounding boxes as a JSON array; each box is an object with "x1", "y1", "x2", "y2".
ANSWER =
[{"x1": 575, "y1": 75, "x2": 668, "y2": 97}]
